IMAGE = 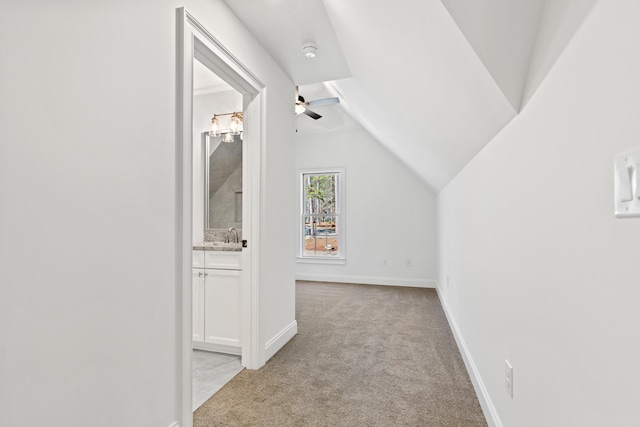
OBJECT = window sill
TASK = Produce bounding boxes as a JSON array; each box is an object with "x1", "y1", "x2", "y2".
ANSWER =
[{"x1": 296, "y1": 257, "x2": 346, "y2": 265}]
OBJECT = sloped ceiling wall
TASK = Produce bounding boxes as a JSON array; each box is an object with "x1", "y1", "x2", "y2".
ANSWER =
[
  {"x1": 223, "y1": 0, "x2": 599, "y2": 192},
  {"x1": 523, "y1": 0, "x2": 600, "y2": 107},
  {"x1": 440, "y1": 0, "x2": 546, "y2": 112},
  {"x1": 322, "y1": 0, "x2": 516, "y2": 191}
]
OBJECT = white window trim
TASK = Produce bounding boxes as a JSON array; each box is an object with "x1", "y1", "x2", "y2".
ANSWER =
[{"x1": 297, "y1": 167, "x2": 346, "y2": 264}]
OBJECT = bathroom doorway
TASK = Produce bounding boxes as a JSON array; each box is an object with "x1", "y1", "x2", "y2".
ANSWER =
[
  {"x1": 191, "y1": 59, "x2": 244, "y2": 411},
  {"x1": 176, "y1": 7, "x2": 265, "y2": 426}
]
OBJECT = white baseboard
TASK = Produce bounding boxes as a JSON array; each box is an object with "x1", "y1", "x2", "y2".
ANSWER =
[
  {"x1": 264, "y1": 320, "x2": 297, "y2": 361},
  {"x1": 436, "y1": 288, "x2": 502, "y2": 427},
  {"x1": 295, "y1": 273, "x2": 436, "y2": 288},
  {"x1": 193, "y1": 341, "x2": 241, "y2": 356}
]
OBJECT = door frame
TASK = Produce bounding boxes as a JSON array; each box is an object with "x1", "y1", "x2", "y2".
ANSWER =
[{"x1": 176, "y1": 7, "x2": 264, "y2": 426}]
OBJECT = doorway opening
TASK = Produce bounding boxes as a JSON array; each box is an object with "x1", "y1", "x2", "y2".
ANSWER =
[
  {"x1": 191, "y1": 60, "x2": 244, "y2": 411},
  {"x1": 176, "y1": 7, "x2": 265, "y2": 427}
]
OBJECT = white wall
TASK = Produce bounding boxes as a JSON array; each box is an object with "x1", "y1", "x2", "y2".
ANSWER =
[
  {"x1": 438, "y1": 1, "x2": 640, "y2": 425},
  {"x1": 0, "y1": 1, "x2": 295, "y2": 426},
  {"x1": 295, "y1": 126, "x2": 438, "y2": 287}
]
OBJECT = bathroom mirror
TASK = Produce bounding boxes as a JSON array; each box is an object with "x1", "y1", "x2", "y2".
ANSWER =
[{"x1": 203, "y1": 131, "x2": 242, "y2": 230}]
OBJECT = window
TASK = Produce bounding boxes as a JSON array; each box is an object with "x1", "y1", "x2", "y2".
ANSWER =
[{"x1": 298, "y1": 169, "x2": 345, "y2": 263}]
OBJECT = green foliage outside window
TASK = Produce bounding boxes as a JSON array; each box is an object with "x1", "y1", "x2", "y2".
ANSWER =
[{"x1": 304, "y1": 174, "x2": 337, "y2": 215}]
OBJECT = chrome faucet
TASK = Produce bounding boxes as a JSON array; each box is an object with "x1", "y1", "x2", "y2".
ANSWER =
[{"x1": 226, "y1": 227, "x2": 239, "y2": 244}]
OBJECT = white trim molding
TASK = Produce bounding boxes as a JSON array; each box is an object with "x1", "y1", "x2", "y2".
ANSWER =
[
  {"x1": 297, "y1": 167, "x2": 346, "y2": 261},
  {"x1": 168, "y1": 423, "x2": 180, "y2": 427},
  {"x1": 193, "y1": 341, "x2": 241, "y2": 356},
  {"x1": 176, "y1": 7, "x2": 265, "y2": 427},
  {"x1": 296, "y1": 274, "x2": 436, "y2": 288},
  {"x1": 436, "y1": 289, "x2": 503, "y2": 427},
  {"x1": 264, "y1": 320, "x2": 298, "y2": 361},
  {"x1": 296, "y1": 257, "x2": 346, "y2": 265}
]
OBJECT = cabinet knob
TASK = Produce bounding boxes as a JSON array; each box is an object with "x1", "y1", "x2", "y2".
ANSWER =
[{"x1": 198, "y1": 272, "x2": 203, "y2": 277}]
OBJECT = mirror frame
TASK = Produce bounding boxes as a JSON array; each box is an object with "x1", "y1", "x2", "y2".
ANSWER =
[{"x1": 202, "y1": 131, "x2": 210, "y2": 231}]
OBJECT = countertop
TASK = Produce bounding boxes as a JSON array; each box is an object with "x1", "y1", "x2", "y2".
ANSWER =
[{"x1": 193, "y1": 241, "x2": 242, "y2": 251}]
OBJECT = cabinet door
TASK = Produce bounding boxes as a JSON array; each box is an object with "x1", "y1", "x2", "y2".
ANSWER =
[
  {"x1": 204, "y1": 269, "x2": 241, "y2": 347},
  {"x1": 192, "y1": 268, "x2": 205, "y2": 342}
]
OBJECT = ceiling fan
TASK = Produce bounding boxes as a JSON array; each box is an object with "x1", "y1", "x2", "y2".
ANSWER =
[{"x1": 295, "y1": 86, "x2": 340, "y2": 120}]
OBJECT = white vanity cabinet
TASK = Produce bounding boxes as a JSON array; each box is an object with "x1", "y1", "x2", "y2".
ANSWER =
[
  {"x1": 192, "y1": 249, "x2": 242, "y2": 355},
  {"x1": 192, "y1": 267, "x2": 206, "y2": 342}
]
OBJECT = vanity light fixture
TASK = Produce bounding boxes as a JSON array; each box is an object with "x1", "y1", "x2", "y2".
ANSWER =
[
  {"x1": 209, "y1": 111, "x2": 243, "y2": 142},
  {"x1": 302, "y1": 41, "x2": 318, "y2": 58}
]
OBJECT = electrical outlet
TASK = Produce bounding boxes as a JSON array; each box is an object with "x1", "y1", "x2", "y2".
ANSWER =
[
  {"x1": 382, "y1": 258, "x2": 388, "y2": 267},
  {"x1": 505, "y1": 360, "x2": 513, "y2": 398},
  {"x1": 405, "y1": 258, "x2": 412, "y2": 267}
]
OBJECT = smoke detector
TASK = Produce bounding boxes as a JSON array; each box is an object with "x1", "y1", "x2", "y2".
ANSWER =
[{"x1": 302, "y1": 41, "x2": 318, "y2": 58}]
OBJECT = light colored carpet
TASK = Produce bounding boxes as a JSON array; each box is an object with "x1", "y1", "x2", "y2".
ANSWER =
[{"x1": 194, "y1": 281, "x2": 487, "y2": 426}]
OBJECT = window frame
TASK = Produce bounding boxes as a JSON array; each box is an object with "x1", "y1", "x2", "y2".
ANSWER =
[{"x1": 297, "y1": 167, "x2": 346, "y2": 264}]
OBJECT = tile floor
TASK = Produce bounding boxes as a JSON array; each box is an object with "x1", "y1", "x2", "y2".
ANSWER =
[{"x1": 192, "y1": 350, "x2": 243, "y2": 411}]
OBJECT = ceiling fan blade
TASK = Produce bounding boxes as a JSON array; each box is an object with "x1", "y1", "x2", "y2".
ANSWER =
[
  {"x1": 303, "y1": 109, "x2": 322, "y2": 120},
  {"x1": 295, "y1": 86, "x2": 308, "y2": 104},
  {"x1": 307, "y1": 97, "x2": 340, "y2": 107}
]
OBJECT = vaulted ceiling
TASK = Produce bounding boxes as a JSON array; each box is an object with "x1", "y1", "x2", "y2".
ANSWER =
[{"x1": 223, "y1": 0, "x2": 598, "y2": 192}]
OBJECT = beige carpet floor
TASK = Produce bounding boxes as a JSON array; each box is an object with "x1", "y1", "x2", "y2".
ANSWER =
[{"x1": 194, "y1": 281, "x2": 487, "y2": 426}]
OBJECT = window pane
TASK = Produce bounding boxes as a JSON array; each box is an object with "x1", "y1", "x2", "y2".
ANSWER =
[
  {"x1": 303, "y1": 215, "x2": 339, "y2": 257},
  {"x1": 300, "y1": 170, "x2": 342, "y2": 259},
  {"x1": 303, "y1": 173, "x2": 338, "y2": 215}
]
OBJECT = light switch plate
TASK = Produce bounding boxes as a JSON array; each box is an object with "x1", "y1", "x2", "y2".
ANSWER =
[
  {"x1": 615, "y1": 147, "x2": 640, "y2": 218},
  {"x1": 505, "y1": 360, "x2": 513, "y2": 398}
]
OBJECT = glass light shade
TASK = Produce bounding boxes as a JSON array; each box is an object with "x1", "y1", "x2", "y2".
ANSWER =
[
  {"x1": 222, "y1": 132, "x2": 234, "y2": 143},
  {"x1": 209, "y1": 116, "x2": 219, "y2": 137},
  {"x1": 229, "y1": 113, "x2": 242, "y2": 135}
]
